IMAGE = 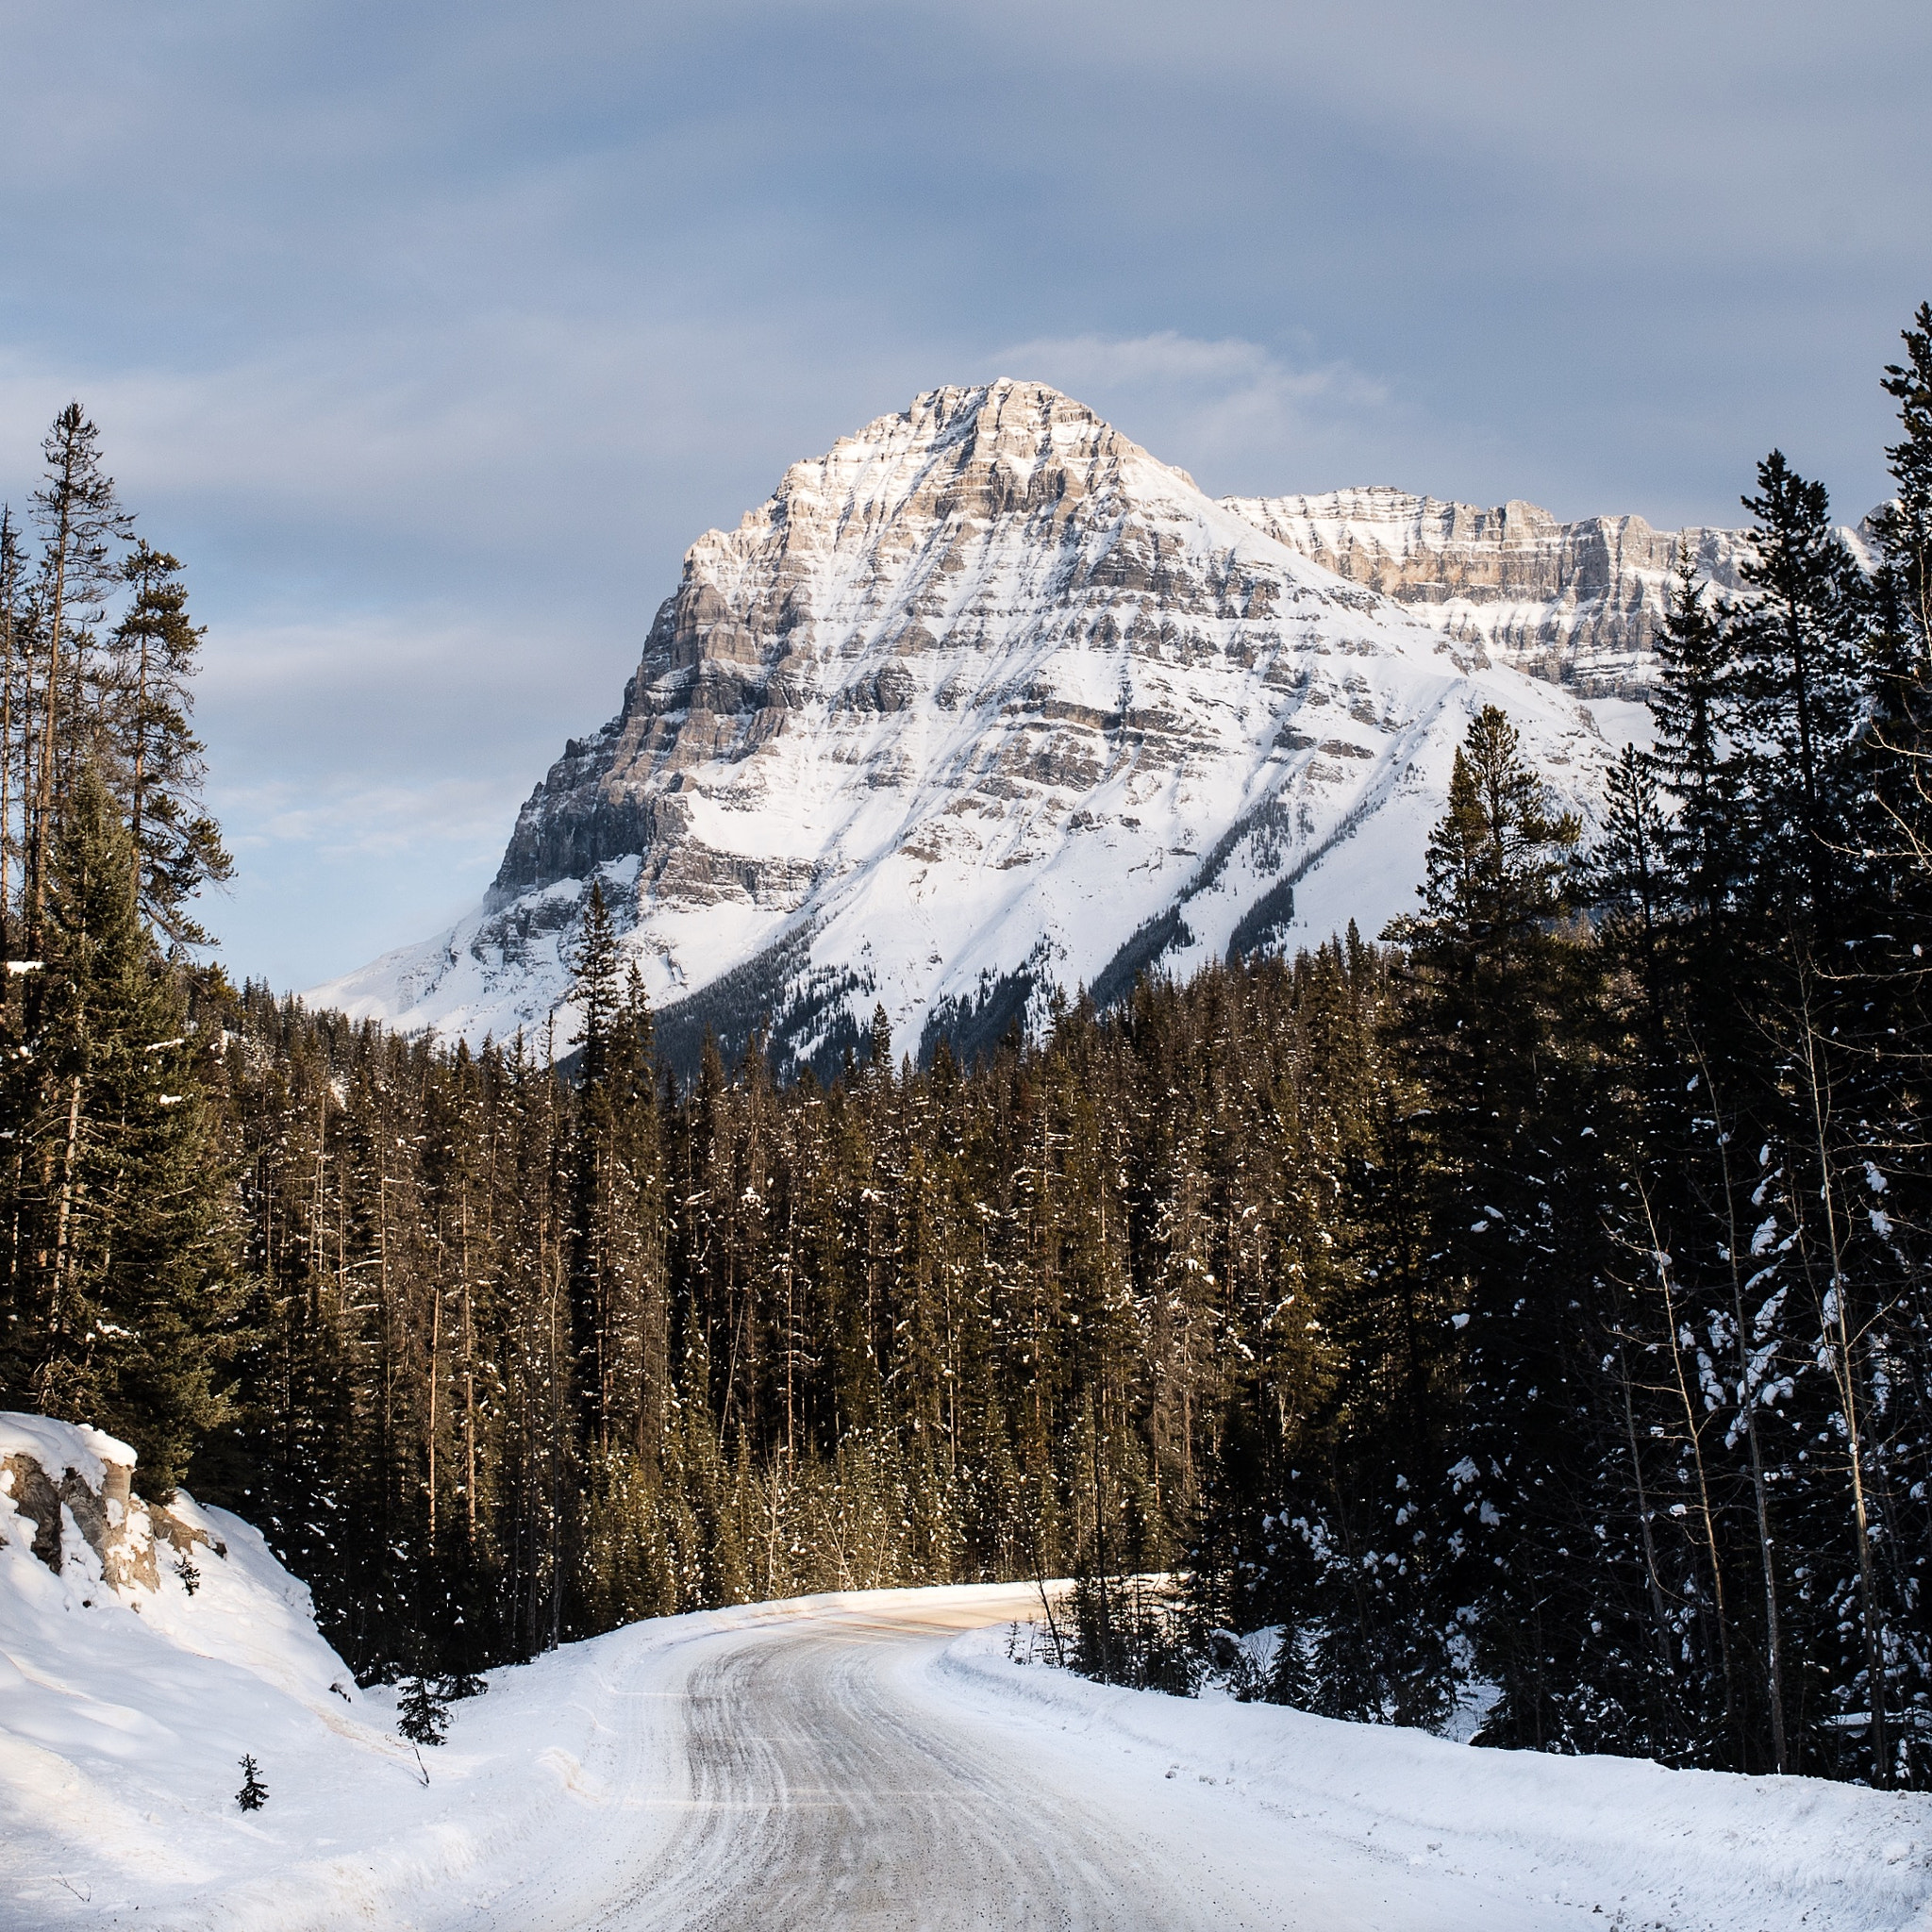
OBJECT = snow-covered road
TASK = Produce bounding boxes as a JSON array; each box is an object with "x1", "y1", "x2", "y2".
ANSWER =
[
  {"x1": 390, "y1": 1586, "x2": 1932, "y2": 1932},
  {"x1": 543, "y1": 1587, "x2": 1617, "y2": 1930},
  {"x1": 496, "y1": 1586, "x2": 1492, "y2": 1931},
  {"x1": 603, "y1": 1591, "x2": 1220, "y2": 1927},
  {"x1": 9, "y1": 1550, "x2": 1932, "y2": 1929}
]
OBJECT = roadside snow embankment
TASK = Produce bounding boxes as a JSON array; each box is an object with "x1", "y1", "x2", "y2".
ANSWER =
[
  {"x1": 6, "y1": 1430, "x2": 1930, "y2": 1932},
  {"x1": 938, "y1": 1620, "x2": 1932, "y2": 1932},
  {"x1": 0, "y1": 1411, "x2": 699, "y2": 1930}
]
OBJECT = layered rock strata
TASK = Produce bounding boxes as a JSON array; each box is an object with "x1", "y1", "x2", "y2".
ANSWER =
[
  {"x1": 1222, "y1": 488, "x2": 1745, "y2": 695},
  {"x1": 314, "y1": 384, "x2": 1609, "y2": 1074}
]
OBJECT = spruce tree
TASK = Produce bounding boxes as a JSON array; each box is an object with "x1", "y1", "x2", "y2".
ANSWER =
[
  {"x1": 565, "y1": 880, "x2": 622, "y2": 1450},
  {"x1": 1389, "y1": 706, "x2": 1622, "y2": 1750},
  {"x1": 396, "y1": 1674, "x2": 448, "y2": 1746},
  {"x1": 26, "y1": 405, "x2": 131, "y2": 947},
  {"x1": 103, "y1": 542, "x2": 231, "y2": 942},
  {"x1": 1866, "y1": 305, "x2": 1932, "y2": 916},
  {"x1": 12, "y1": 767, "x2": 238, "y2": 1492},
  {"x1": 1647, "y1": 549, "x2": 1740, "y2": 930},
  {"x1": 235, "y1": 1755, "x2": 269, "y2": 1810},
  {"x1": 1728, "y1": 452, "x2": 1869, "y2": 932}
]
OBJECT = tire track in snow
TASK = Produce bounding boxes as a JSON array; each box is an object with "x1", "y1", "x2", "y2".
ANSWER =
[{"x1": 583, "y1": 1592, "x2": 1261, "y2": 1930}]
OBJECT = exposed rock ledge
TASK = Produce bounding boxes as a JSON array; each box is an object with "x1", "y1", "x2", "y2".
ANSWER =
[{"x1": 0, "y1": 1410, "x2": 223, "y2": 1597}]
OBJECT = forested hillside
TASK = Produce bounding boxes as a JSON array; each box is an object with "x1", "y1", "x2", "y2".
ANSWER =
[{"x1": 2, "y1": 306, "x2": 1928, "y2": 1790}]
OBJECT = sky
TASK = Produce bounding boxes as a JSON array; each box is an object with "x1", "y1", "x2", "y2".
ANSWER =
[{"x1": 0, "y1": 0, "x2": 1926, "y2": 991}]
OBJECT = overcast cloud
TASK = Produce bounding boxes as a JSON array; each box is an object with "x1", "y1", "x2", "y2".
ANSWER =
[{"x1": 0, "y1": 0, "x2": 1925, "y2": 990}]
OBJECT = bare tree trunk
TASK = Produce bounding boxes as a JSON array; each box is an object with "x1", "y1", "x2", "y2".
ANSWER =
[
  {"x1": 37, "y1": 1074, "x2": 84, "y2": 1404},
  {"x1": 1796, "y1": 986, "x2": 1889, "y2": 1786},
  {"x1": 0, "y1": 508, "x2": 17, "y2": 934},
  {"x1": 30, "y1": 593, "x2": 62, "y2": 947},
  {"x1": 1610, "y1": 1296, "x2": 1674, "y2": 1679},
  {"x1": 1646, "y1": 1189, "x2": 1741, "y2": 1758},
  {"x1": 461, "y1": 1195, "x2": 476, "y2": 1542},
  {"x1": 427, "y1": 1270, "x2": 441, "y2": 1550},
  {"x1": 31, "y1": 477, "x2": 74, "y2": 949},
  {"x1": 1691, "y1": 1037, "x2": 1790, "y2": 1774},
  {"x1": 131, "y1": 579, "x2": 151, "y2": 898}
]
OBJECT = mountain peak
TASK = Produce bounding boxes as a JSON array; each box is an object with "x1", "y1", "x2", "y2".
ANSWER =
[
  {"x1": 743, "y1": 378, "x2": 1189, "y2": 554},
  {"x1": 309, "y1": 388, "x2": 1606, "y2": 1073}
]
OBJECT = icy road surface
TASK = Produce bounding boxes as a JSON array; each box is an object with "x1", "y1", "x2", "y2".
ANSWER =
[
  {"x1": 491, "y1": 1587, "x2": 1504, "y2": 1931},
  {"x1": 476, "y1": 1587, "x2": 1932, "y2": 1932},
  {"x1": 8, "y1": 1572, "x2": 1932, "y2": 1928}
]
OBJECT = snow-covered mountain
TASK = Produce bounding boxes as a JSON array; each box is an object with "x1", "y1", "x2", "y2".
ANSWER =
[
  {"x1": 310, "y1": 382, "x2": 1610, "y2": 1074},
  {"x1": 1231, "y1": 487, "x2": 1885, "y2": 698},
  {"x1": 1224, "y1": 487, "x2": 1746, "y2": 696}
]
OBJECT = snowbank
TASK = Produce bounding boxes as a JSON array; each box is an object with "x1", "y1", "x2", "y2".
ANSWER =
[
  {"x1": 4, "y1": 1465, "x2": 1928, "y2": 1932},
  {"x1": 940, "y1": 1621, "x2": 1932, "y2": 1932},
  {"x1": 0, "y1": 1414, "x2": 135, "y2": 1493}
]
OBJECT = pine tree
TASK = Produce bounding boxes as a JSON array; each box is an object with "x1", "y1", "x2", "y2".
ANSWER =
[
  {"x1": 396, "y1": 1674, "x2": 448, "y2": 1746},
  {"x1": 1647, "y1": 548, "x2": 1740, "y2": 929},
  {"x1": 102, "y1": 542, "x2": 231, "y2": 942},
  {"x1": 1728, "y1": 452, "x2": 1870, "y2": 933},
  {"x1": 1874, "y1": 302, "x2": 1932, "y2": 683},
  {"x1": 8, "y1": 766, "x2": 239, "y2": 1493},
  {"x1": 26, "y1": 405, "x2": 132, "y2": 947},
  {"x1": 1865, "y1": 304, "x2": 1932, "y2": 912},
  {"x1": 235, "y1": 1755, "x2": 269, "y2": 1810},
  {"x1": 1591, "y1": 745, "x2": 1670, "y2": 970},
  {"x1": 1389, "y1": 705, "x2": 1623, "y2": 1750},
  {"x1": 566, "y1": 881, "x2": 622, "y2": 1451}
]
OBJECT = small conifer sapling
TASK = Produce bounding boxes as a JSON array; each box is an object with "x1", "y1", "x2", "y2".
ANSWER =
[
  {"x1": 397, "y1": 1674, "x2": 448, "y2": 1746},
  {"x1": 235, "y1": 1755, "x2": 268, "y2": 1811}
]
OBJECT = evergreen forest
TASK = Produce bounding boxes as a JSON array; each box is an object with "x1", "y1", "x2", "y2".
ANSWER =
[{"x1": 2, "y1": 308, "x2": 1930, "y2": 1788}]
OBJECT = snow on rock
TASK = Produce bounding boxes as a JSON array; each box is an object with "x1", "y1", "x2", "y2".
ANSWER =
[
  {"x1": 1220, "y1": 487, "x2": 1748, "y2": 697},
  {"x1": 1223, "y1": 486, "x2": 1885, "y2": 703},
  {"x1": 1, "y1": 1412, "x2": 152, "y2": 1595},
  {"x1": 0, "y1": 1415, "x2": 136, "y2": 1485},
  {"x1": 308, "y1": 383, "x2": 1612, "y2": 1076}
]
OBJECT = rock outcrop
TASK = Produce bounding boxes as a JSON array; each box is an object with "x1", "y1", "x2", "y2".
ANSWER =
[
  {"x1": 1223, "y1": 487, "x2": 1880, "y2": 696},
  {"x1": 1221, "y1": 488, "x2": 1742, "y2": 695},
  {"x1": 311, "y1": 383, "x2": 1609, "y2": 1075},
  {"x1": 0, "y1": 1412, "x2": 222, "y2": 1598}
]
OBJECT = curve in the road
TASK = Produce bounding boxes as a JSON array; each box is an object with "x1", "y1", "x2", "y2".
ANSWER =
[{"x1": 598, "y1": 1593, "x2": 1257, "y2": 1931}]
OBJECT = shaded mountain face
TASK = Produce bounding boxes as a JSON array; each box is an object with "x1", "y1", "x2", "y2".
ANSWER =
[{"x1": 311, "y1": 382, "x2": 1607, "y2": 1076}]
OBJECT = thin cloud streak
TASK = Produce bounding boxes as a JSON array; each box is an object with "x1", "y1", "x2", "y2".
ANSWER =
[{"x1": 994, "y1": 332, "x2": 1407, "y2": 494}]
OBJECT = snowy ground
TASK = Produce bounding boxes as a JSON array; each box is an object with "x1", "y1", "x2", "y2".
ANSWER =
[{"x1": 5, "y1": 1455, "x2": 1931, "y2": 1930}]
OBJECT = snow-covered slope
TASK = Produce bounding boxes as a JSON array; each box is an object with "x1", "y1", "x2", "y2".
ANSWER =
[
  {"x1": 1221, "y1": 486, "x2": 1748, "y2": 695},
  {"x1": 0, "y1": 1414, "x2": 373, "y2": 1918},
  {"x1": 310, "y1": 382, "x2": 1608, "y2": 1074},
  {"x1": 7, "y1": 1562, "x2": 1927, "y2": 1929}
]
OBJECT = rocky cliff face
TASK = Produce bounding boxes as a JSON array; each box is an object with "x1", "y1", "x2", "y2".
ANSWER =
[
  {"x1": 312, "y1": 383, "x2": 1607, "y2": 1074},
  {"x1": 1225, "y1": 487, "x2": 1882, "y2": 696},
  {"x1": 1222, "y1": 487, "x2": 1748, "y2": 696},
  {"x1": 0, "y1": 1413, "x2": 221, "y2": 1597}
]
